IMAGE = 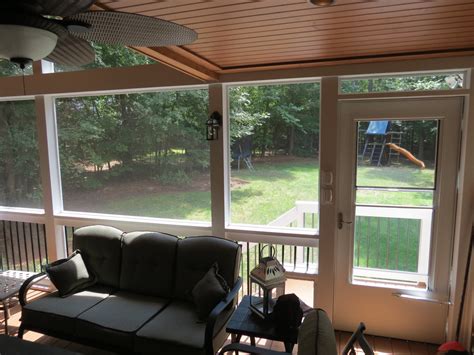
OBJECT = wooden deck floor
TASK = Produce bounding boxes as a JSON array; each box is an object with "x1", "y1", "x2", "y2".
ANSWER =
[{"x1": 1, "y1": 289, "x2": 440, "y2": 355}]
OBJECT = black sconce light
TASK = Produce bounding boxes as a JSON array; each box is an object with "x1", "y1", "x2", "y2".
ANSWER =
[{"x1": 206, "y1": 111, "x2": 222, "y2": 141}]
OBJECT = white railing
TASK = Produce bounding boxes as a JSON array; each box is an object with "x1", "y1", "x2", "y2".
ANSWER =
[
  {"x1": 268, "y1": 201, "x2": 432, "y2": 284},
  {"x1": 354, "y1": 205, "x2": 431, "y2": 284},
  {"x1": 268, "y1": 201, "x2": 319, "y2": 228}
]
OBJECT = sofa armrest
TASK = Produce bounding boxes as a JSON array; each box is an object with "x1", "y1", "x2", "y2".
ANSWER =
[
  {"x1": 205, "y1": 277, "x2": 242, "y2": 355},
  {"x1": 19, "y1": 272, "x2": 47, "y2": 307}
]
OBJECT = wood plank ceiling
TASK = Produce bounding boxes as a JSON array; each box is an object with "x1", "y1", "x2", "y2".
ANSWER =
[{"x1": 96, "y1": 0, "x2": 474, "y2": 79}]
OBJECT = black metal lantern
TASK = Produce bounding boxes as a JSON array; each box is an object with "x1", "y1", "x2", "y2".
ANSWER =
[
  {"x1": 206, "y1": 111, "x2": 222, "y2": 141},
  {"x1": 249, "y1": 245, "x2": 286, "y2": 319}
]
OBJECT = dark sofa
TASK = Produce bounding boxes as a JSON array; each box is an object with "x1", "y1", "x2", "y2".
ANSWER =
[{"x1": 18, "y1": 225, "x2": 242, "y2": 355}]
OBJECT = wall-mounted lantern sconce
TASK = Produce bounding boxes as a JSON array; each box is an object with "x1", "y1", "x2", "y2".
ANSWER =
[{"x1": 206, "y1": 111, "x2": 222, "y2": 141}]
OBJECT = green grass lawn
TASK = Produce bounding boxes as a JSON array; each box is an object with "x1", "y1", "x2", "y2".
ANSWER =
[
  {"x1": 230, "y1": 158, "x2": 318, "y2": 225},
  {"x1": 98, "y1": 158, "x2": 433, "y2": 273}
]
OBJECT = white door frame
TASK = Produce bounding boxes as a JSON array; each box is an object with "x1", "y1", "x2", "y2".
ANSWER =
[{"x1": 334, "y1": 97, "x2": 463, "y2": 343}]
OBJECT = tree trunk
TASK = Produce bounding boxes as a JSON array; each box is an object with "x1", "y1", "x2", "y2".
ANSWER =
[
  {"x1": 288, "y1": 126, "x2": 295, "y2": 155},
  {"x1": 418, "y1": 126, "x2": 425, "y2": 160}
]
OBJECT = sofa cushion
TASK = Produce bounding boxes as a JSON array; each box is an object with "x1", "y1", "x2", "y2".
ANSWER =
[
  {"x1": 73, "y1": 225, "x2": 123, "y2": 288},
  {"x1": 21, "y1": 285, "x2": 113, "y2": 335},
  {"x1": 75, "y1": 291, "x2": 168, "y2": 351},
  {"x1": 120, "y1": 231, "x2": 178, "y2": 298},
  {"x1": 192, "y1": 262, "x2": 229, "y2": 320},
  {"x1": 45, "y1": 250, "x2": 96, "y2": 297},
  {"x1": 174, "y1": 236, "x2": 241, "y2": 301},
  {"x1": 135, "y1": 299, "x2": 233, "y2": 354}
]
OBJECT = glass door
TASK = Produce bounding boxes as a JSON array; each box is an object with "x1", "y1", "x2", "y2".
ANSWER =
[{"x1": 334, "y1": 97, "x2": 463, "y2": 344}]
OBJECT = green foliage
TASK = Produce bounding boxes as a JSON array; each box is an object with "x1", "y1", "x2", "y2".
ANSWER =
[
  {"x1": 0, "y1": 61, "x2": 33, "y2": 76},
  {"x1": 56, "y1": 88, "x2": 210, "y2": 193},
  {"x1": 0, "y1": 101, "x2": 42, "y2": 207},
  {"x1": 86, "y1": 43, "x2": 155, "y2": 68},
  {"x1": 341, "y1": 73, "x2": 463, "y2": 93},
  {"x1": 55, "y1": 43, "x2": 155, "y2": 72},
  {"x1": 229, "y1": 83, "x2": 320, "y2": 158}
]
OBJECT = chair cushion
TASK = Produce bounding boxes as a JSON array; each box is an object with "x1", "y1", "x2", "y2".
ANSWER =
[
  {"x1": 120, "y1": 231, "x2": 178, "y2": 298},
  {"x1": 135, "y1": 299, "x2": 233, "y2": 354},
  {"x1": 22, "y1": 285, "x2": 113, "y2": 335},
  {"x1": 191, "y1": 263, "x2": 229, "y2": 320},
  {"x1": 45, "y1": 250, "x2": 96, "y2": 297},
  {"x1": 75, "y1": 291, "x2": 168, "y2": 351},
  {"x1": 73, "y1": 225, "x2": 123, "y2": 288},
  {"x1": 174, "y1": 236, "x2": 241, "y2": 301},
  {"x1": 297, "y1": 309, "x2": 338, "y2": 355}
]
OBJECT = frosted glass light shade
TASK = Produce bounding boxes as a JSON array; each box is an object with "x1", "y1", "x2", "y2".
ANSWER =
[{"x1": 0, "y1": 25, "x2": 58, "y2": 61}]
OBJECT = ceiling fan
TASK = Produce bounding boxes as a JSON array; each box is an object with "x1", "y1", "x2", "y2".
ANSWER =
[{"x1": 0, "y1": 0, "x2": 198, "y2": 69}]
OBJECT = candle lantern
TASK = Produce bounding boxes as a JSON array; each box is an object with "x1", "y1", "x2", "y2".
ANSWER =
[
  {"x1": 249, "y1": 245, "x2": 286, "y2": 319},
  {"x1": 206, "y1": 111, "x2": 222, "y2": 141}
]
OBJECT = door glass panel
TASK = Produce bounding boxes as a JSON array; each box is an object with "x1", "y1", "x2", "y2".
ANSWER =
[
  {"x1": 356, "y1": 120, "x2": 438, "y2": 189},
  {"x1": 356, "y1": 189, "x2": 433, "y2": 207},
  {"x1": 353, "y1": 119, "x2": 439, "y2": 287}
]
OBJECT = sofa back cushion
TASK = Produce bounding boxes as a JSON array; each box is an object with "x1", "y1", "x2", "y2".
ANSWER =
[
  {"x1": 73, "y1": 225, "x2": 123, "y2": 288},
  {"x1": 174, "y1": 236, "x2": 241, "y2": 301},
  {"x1": 120, "y1": 232, "x2": 179, "y2": 298}
]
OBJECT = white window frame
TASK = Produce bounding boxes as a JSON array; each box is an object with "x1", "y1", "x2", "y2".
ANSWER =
[{"x1": 223, "y1": 78, "x2": 321, "y2": 242}]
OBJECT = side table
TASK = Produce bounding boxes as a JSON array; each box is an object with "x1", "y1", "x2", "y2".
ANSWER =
[
  {"x1": 0, "y1": 270, "x2": 42, "y2": 335},
  {"x1": 226, "y1": 295, "x2": 310, "y2": 353}
]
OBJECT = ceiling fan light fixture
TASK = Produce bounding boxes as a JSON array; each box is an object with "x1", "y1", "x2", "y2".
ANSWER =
[
  {"x1": 308, "y1": 0, "x2": 335, "y2": 6},
  {"x1": 0, "y1": 24, "x2": 58, "y2": 63}
]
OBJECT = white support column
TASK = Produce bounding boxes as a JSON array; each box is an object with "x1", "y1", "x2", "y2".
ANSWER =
[
  {"x1": 209, "y1": 83, "x2": 227, "y2": 237},
  {"x1": 316, "y1": 77, "x2": 339, "y2": 314},
  {"x1": 446, "y1": 69, "x2": 474, "y2": 342},
  {"x1": 35, "y1": 96, "x2": 66, "y2": 261}
]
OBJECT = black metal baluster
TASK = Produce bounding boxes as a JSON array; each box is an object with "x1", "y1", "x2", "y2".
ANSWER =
[
  {"x1": 29, "y1": 223, "x2": 37, "y2": 272},
  {"x1": 64, "y1": 227, "x2": 70, "y2": 256},
  {"x1": 246, "y1": 242, "x2": 250, "y2": 296},
  {"x1": 396, "y1": 218, "x2": 401, "y2": 270},
  {"x1": 282, "y1": 245, "x2": 285, "y2": 267},
  {"x1": 15, "y1": 222, "x2": 23, "y2": 270},
  {"x1": 356, "y1": 216, "x2": 361, "y2": 267},
  {"x1": 36, "y1": 223, "x2": 43, "y2": 269},
  {"x1": 2, "y1": 221, "x2": 8, "y2": 270},
  {"x1": 0, "y1": 222, "x2": 3, "y2": 270},
  {"x1": 306, "y1": 247, "x2": 309, "y2": 272},
  {"x1": 293, "y1": 245, "x2": 297, "y2": 270},
  {"x1": 366, "y1": 217, "x2": 370, "y2": 268},
  {"x1": 386, "y1": 218, "x2": 390, "y2": 269},
  {"x1": 43, "y1": 224, "x2": 48, "y2": 263},
  {"x1": 23, "y1": 222, "x2": 30, "y2": 271},
  {"x1": 9, "y1": 222, "x2": 16, "y2": 270}
]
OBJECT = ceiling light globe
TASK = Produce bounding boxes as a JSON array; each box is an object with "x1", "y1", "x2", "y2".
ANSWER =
[
  {"x1": 308, "y1": 0, "x2": 335, "y2": 5},
  {"x1": 0, "y1": 25, "x2": 58, "y2": 62}
]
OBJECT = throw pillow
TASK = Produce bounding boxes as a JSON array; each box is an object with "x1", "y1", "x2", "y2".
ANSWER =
[
  {"x1": 191, "y1": 262, "x2": 230, "y2": 321},
  {"x1": 45, "y1": 250, "x2": 96, "y2": 297}
]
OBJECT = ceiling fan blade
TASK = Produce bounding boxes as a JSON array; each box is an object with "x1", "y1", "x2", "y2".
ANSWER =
[
  {"x1": 66, "y1": 11, "x2": 197, "y2": 47},
  {"x1": 45, "y1": 35, "x2": 95, "y2": 67},
  {"x1": 0, "y1": 0, "x2": 96, "y2": 17}
]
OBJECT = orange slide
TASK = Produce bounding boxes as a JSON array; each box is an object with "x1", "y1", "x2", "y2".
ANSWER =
[{"x1": 386, "y1": 143, "x2": 425, "y2": 169}]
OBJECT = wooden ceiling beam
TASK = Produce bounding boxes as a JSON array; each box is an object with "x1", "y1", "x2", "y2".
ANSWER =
[
  {"x1": 93, "y1": 3, "x2": 220, "y2": 82},
  {"x1": 132, "y1": 46, "x2": 220, "y2": 82}
]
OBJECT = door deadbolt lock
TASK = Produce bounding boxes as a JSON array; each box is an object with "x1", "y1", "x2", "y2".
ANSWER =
[{"x1": 337, "y1": 212, "x2": 353, "y2": 229}]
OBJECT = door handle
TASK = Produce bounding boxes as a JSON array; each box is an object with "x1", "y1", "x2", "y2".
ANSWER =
[{"x1": 337, "y1": 212, "x2": 352, "y2": 229}]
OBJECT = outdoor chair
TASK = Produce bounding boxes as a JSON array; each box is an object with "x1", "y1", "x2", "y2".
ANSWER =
[{"x1": 218, "y1": 308, "x2": 374, "y2": 355}]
